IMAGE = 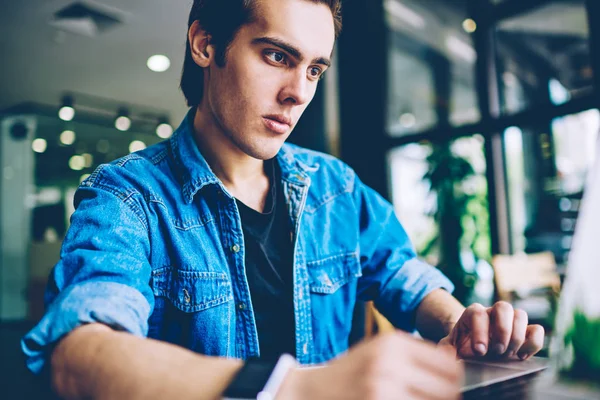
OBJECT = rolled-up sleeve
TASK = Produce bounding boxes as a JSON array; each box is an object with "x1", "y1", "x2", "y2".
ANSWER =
[
  {"x1": 353, "y1": 175, "x2": 454, "y2": 332},
  {"x1": 21, "y1": 170, "x2": 154, "y2": 374}
]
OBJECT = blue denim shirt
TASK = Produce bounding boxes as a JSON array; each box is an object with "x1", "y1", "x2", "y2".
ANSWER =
[{"x1": 22, "y1": 109, "x2": 453, "y2": 374}]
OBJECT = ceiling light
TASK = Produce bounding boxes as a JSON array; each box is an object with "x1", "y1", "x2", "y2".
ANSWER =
[
  {"x1": 59, "y1": 107, "x2": 75, "y2": 121},
  {"x1": 115, "y1": 108, "x2": 131, "y2": 131},
  {"x1": 462, "y1": 18, "x2": 477, "y2": 33},
  {"x1": 69, "y1": 155, "x2": 85, "y2": 171},
  {"x1": 115, "y1": 116, "x2": 131, "y2": 131},
  {"x1": 60, "y1": 130, "x2": 76, "y2": 145},
  {"x1": 59, "y1": 95, "x2": 75, "y2": 121},
  {"x1": 32, "y1": 138, "x2": 48, "y2": 153},
  {"x1": 129, "y1": 140, "x2": 146, "y2": 153},
  {"x1": 147, "y1": 55, "x2": 171, "y2": 72},
  {"x1": 156, "y1": 119, "x2": 173, "y2": 139}
]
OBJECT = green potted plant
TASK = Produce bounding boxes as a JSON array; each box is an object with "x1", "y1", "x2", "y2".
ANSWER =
[{"x1": 420, "y1": 140, "x2": 490, "y2": 304}]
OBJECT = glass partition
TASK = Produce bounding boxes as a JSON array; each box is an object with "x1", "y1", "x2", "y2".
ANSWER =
[{"x1": 496, "y1": 1, "x2": 592, "y2": 115}]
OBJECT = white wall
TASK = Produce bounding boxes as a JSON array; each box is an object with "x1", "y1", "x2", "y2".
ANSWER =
[{"x1": 0, "y1": 115, "x2": 35, "y2": 320}]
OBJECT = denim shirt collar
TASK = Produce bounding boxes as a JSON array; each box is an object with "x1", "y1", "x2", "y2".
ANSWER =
[{"x1": 170, "y1": 108, "x2": 312, "y2": 204}]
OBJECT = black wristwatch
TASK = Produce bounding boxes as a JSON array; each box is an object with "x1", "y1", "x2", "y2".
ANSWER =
[{"x1": 222, "y1": 354, "x2": 297, "y2": 400}]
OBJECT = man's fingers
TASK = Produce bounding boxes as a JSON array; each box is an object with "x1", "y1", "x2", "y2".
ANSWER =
[
  {"x1": 464, "y1": 304, "x2": 490, "y2": 356},
  {"x1": 506, "y1": 308, "x2": 528, "y2": 358},
  {"x1": 488, "y1": 301, "x2": 514, "y2": 356},
  {"x1": 517, "y1": 325, "x2": 545, "y2": 360}
]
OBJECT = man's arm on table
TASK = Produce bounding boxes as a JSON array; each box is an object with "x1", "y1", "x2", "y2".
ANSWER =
[
  {"x1": 51, "y1": 324, "x2": 310, "y2": 400},
  {"x1": 52, "y1": 322, "x2": 462, "y2": 400},
  {"x1": 51, "y1": 324, "x2": 247, "y2": 400}
]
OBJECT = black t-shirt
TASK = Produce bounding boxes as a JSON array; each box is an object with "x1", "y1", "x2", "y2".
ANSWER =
[{"x1": 235, "y1": 161, "x2": 296, "y2": 360}]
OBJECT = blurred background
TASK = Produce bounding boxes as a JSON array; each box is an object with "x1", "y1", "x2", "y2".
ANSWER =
[{"x1": 1, "y1": 0, "x2": 599, "y2": 397}]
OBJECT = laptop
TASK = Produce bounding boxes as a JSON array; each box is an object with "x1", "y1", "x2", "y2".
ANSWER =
[
  {"x1": 462, "y1": 136, "x2": 600, "y2": 398},
  {"x1": 461, "y1": 357, "x2": 548, "y2": 398}
]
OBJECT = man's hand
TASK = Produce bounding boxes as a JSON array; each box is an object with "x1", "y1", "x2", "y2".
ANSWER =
[
  {"x1": 282, "y1": 331, "x2": 463, "y2": 400},
  {"x1": 439, "y1": 301, "x2": 545, "y2": 360}
]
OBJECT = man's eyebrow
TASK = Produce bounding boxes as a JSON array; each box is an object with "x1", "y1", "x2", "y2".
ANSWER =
[{"x1": 252, "y1": 36, "x2": 331, "y2": 67}]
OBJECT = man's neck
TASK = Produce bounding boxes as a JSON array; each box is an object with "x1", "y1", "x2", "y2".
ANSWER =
[{"x1": 192, "y1": 105, "x2": 271, "y2": 211}]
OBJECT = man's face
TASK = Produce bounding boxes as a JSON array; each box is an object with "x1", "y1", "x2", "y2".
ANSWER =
[{"x1": 202, "y1": 0, "x2": 336, "y2": 160}]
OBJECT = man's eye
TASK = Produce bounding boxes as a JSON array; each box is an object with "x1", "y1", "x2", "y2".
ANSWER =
[
  {"x1": 309, "y1": 67, "x2": 323, "y2": 79},
  {"x1": 266, "y1": 51, "x2": 286, "y2": 64}
]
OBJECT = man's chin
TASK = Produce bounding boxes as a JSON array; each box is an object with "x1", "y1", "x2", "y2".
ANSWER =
[
  {"x1": 240, "y1": 141, "x2": 285, "y2": 161},
  {"x1": 249, "y1": 149, "x2": 282, "y2": 161}
]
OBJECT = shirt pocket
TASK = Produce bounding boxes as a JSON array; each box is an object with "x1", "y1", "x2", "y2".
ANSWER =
[
  {"x1": 307, "y1": 252, "x2": 362, "y2": 294},
  {"x1": 151, "y1": 267, "x2": 233, "y2": 312},
  {"x1": 306, "y1": 252, "x2": 362, "y2": 360}
]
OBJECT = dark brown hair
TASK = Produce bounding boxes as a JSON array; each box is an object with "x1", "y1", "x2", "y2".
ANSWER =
[{"x1": 180, "y1": 0, "x2": 342, "y2": 107}]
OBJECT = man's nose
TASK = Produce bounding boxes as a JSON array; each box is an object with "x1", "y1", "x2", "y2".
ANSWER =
[{"x1": 278, "y1": 69, "x2": 312, "y2": 106}]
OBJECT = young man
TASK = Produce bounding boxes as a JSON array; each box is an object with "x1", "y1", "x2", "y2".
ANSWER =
[{"x1": 22, "y1": 0, "x2": 544, "y2": 398}]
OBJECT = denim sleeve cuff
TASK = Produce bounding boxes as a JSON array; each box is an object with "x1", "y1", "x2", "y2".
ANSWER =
[
  {"x1": 21, "y1": 281, "x2": 151, "y2": 374},
  {"x1": 374, "y1": 257, "x2": 454, "y2": 332}
]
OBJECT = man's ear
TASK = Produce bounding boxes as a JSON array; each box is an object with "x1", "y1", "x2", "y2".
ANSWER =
[{"x1": 188, "y1": 20, "x2": 215, "y2": 68}]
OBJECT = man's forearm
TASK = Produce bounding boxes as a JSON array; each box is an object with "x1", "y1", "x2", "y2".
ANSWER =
[
  {"x1": 415, "y1": 289, "x2": 465, "y2": 343},
  {"x1": 51, "y1": 323, "x2": 243, "y2": 400}
]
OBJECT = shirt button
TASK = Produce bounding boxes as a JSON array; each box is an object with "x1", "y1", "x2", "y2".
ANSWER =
[
  {"x1": 237, "y1": 303, "x2": 246, "y2": 310},
  {"x1": 183, "y1": 288, "x2": 191, "y2": 304},
  {"x1": 231, "y1": 244, "x2": 241, "y2": 253}
]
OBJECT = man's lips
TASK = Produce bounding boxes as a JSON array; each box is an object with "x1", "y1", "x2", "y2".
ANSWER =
[
  {"x1": 264, "y1": 114, "x2": 292, "y2": 126},
  {"x1": 263, "y1": 115, "x2": 292, "y2": 134}
]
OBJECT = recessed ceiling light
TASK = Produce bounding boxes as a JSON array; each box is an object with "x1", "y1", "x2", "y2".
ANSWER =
[
  {"x1": 32, "y1": 138, "x2": 48, "y2": 153},
  {"x1": 115, "y1": 115, "x2": 131, "y2": 131},
  {"x1": 69, "y1": 155, "x2": 85, "y2": 171},
  {"x1": 59, "y1": 95, "x2": 75, "y2": 121},
  {"x1": 462, "y1": 18, "x2": 477, "y2": 33},
  {"x1": 147, "y1": 55, "x2": 171, "y2": 72},
  {"x1": 129, "y1": 140, "x2": 146, "y2": 153},
  {"x1": 156, "y1": 123, "x2": 173, "y2": 139},
  {"x1": 59, "y1": 106, "x2": 75, "y2": 121},
  {"x1": 115, "y1": 108, "x2": 131, "y2": 131},
  {"x1": 60, "y1": 130, "x2": 76, "y2": 145}
]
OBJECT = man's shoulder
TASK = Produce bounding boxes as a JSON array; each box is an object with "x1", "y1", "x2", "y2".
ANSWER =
[{"x1": 81, "y1": 140, "x2": 171, "y2": 194}]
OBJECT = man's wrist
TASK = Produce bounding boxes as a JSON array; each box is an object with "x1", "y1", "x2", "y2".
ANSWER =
[
  {"x1": 222, "y1": 354, "x2": 297, "y2": 400},
  {"x1": 443, "y1": 319, "x2": 458, "y2": 337},
  {"x1": 275, "y1": 367, "x2": 304, "y2": 400},
  {"x1": 443, "y1": 303, "x2": 466, "y2": 338}
]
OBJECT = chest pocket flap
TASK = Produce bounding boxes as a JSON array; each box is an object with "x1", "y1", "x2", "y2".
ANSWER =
[
  {"x1": 151, "y1": 267, "x2": 233, "y2": 312},
  {"x1": 307, "y1": 252, "x2": 362, "y2": 294}
]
